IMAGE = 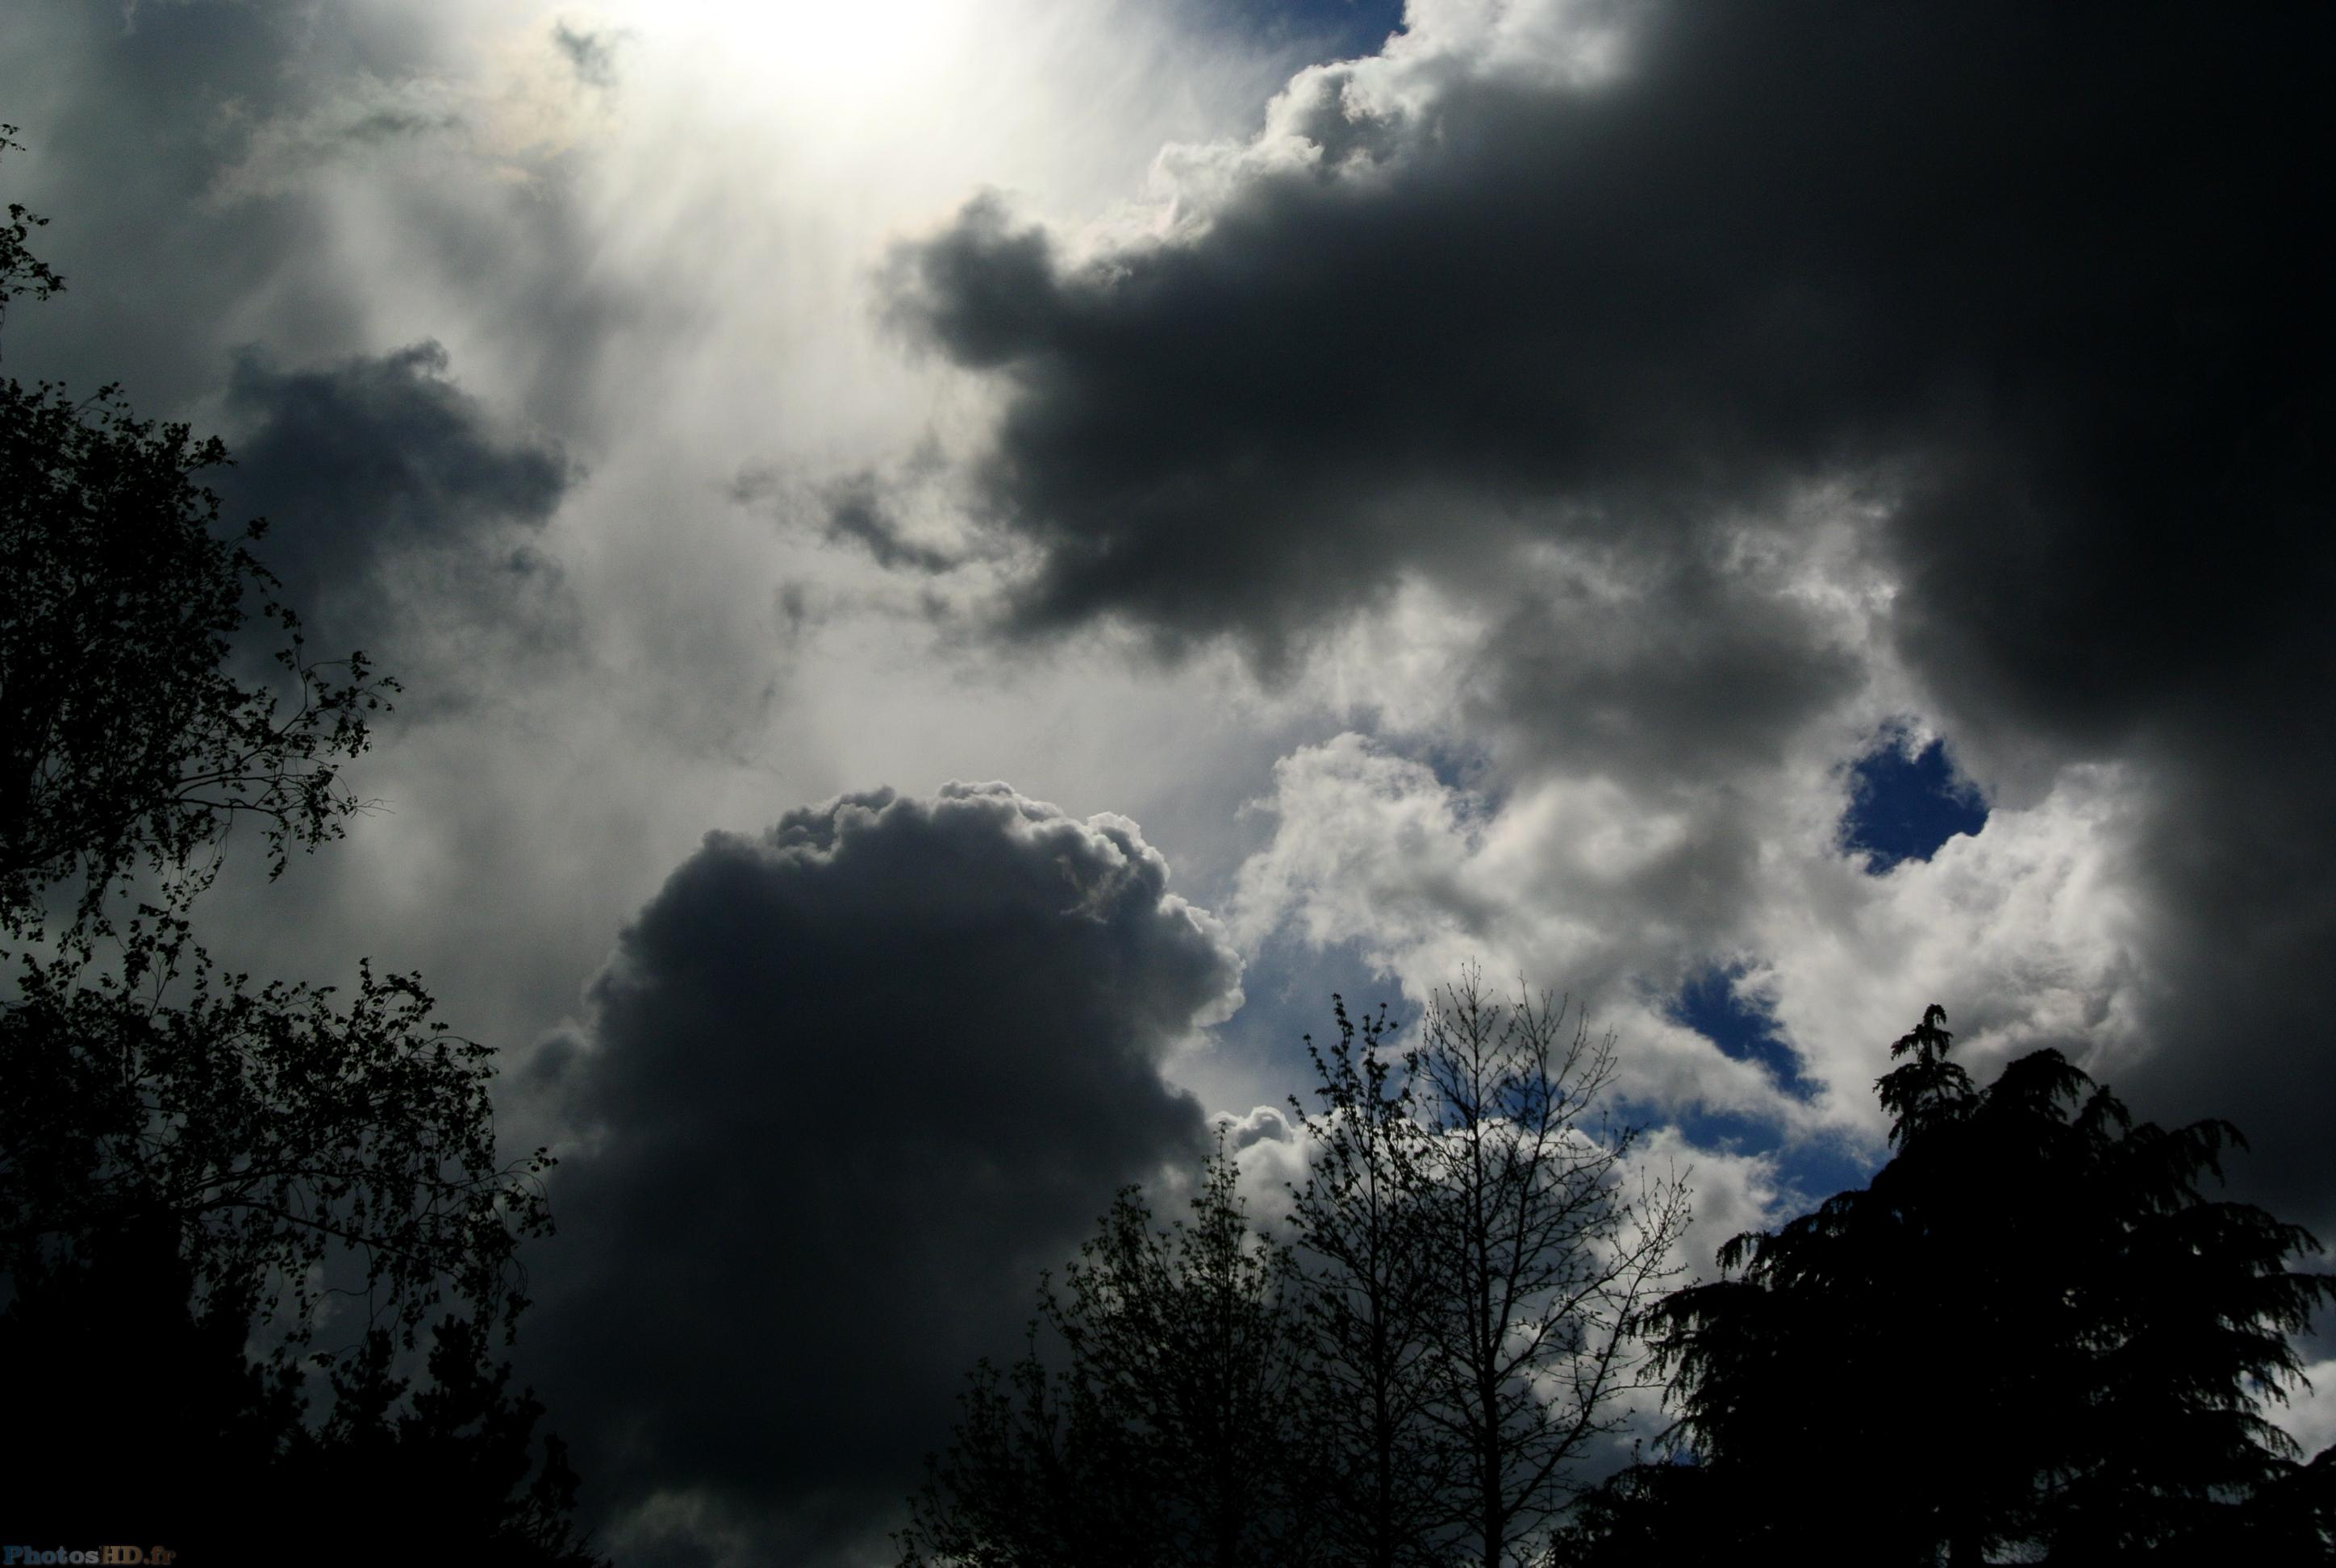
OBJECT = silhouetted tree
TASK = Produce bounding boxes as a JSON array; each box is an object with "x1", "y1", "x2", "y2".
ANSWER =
[
  {"x1": 0, "y1": 120, "x2": 546, "y2": 1345},
  {"x1": 1395, "y1": 972, "x2": 1688, "y2": 1567},
  {"x1": 1608, "y1": 1006, "x2": 2336, "y2": 1566},
  {"x1": 0, "y1": 129, "x2": 592, "y2": 1560},
  {"x1": 0, "y1": 932, "x2": 552, "y2": 1355},
  {"x1": 277, "y1": 1315, "x2": 600, "y2": 1564},
  {"x1": 0, "y1": 286, "x2": 385, "y2": 942},
  {"x1": 899, "y1": 1142, "x2": 1313, "y2": 1568},
  {"x1": 908, "y1": 975, "x2": 1689, "y2": 1568},
  {"x1": 1546, "y1": 1456, "x2": 1737, "y2": 1567},
  {"x1": 0, "y1": 124, "x2": 64, "y2": 354},
  {"x1": 1284, "y1": 997, "x2": 1449, "y2": 1568},
  {"x1": 0, "y1": 1220, "x2": 601, "y2": 1564}
]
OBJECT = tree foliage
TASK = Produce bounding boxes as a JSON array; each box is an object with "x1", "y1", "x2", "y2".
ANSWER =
[
  {"x1": 1284, "y1": 996, "x2": 1449, "y2": 1568},
  {"x1": 0, "y1": 126, "x2": 589, "y2": 1558},
  {"x1": 1596, "y1": 1005, "x2": 2336, "y2": 1566},
  {"x1": 1395, "y1": 974, "x2": 1687, "y2": 1567},
  {"x1": 1281, "y1": 972, "x2": 1691, "y2": 1568},
  {"x1": 0, "y1": 357, "x2": 388, "y2": 946},
  {"x1": 0, "y1": 920, "x2": 549, "y2": 1351},
  {"x1": 0, "y1": 127, "x2": 543, "y2": 1348},
  {"x1": 899, "y1": 1141, "x2": 1312, "y2": 1568},
  {"x1": 905, "y1": 974, "x2": 1689, "y2": 1568},
  {"x1": 0, "y1": 1220, "x2": 599, "y2": 1564},
  {"x1": 0, "y1": 124, "x2": 64, "y2": 350},
  {"x1": 2, "y1": 128, "x2": 387, "y2": 949}
]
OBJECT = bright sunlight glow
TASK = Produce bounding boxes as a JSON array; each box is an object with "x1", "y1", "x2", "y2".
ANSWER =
[{"x1": 618, "y1": 0, "x2": 973, "y2": 121}]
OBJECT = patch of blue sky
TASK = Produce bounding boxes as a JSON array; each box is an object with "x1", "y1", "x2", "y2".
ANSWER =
[
  {"x1": 1191, "y1": 0, "x2": 1409, "y2": 65},
  {"x1": 1416, "y1": 734, "x2": 1499, "y2": 805},
  {"x1": 1643, "y1": 965, "x2": 1879, "y2": 1215},
  {"x1": 1841, "y1": 724, "x2": 1988, "y2": 872},
  {"x1": 1670, "y1": 1099, "x2": 1877, "y2": 1217},
  {"x1": 1672, "y1": 964, "x2": 1818, "y2": 1103},
  {"x1": 1214, "y1": 932, "x2": 1419, "y2": 1104}
]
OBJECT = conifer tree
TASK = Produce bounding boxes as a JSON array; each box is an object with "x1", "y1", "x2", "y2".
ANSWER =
[{"x1": 1605, "y1": 1006, "x2": 2336, "y2": 1566}]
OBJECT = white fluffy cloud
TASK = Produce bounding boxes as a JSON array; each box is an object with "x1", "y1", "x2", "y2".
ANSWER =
[{"x1": 1232, "y1": 718, "x2": 2146, "y2": 1145}]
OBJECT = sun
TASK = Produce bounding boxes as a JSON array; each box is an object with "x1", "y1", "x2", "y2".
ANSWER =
[{"x1": 613, "y1": 0, "x2": 973, "y2": 121}]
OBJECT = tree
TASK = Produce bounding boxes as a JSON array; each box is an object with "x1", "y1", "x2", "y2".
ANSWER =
[
  {"x1": 899, "y1": 1141, "x2": 1314, "y2": 1568},
  {"x1": 0, "y1": 127, "x2": 590, "y2": 1558},
  {"x1": 0, "y1": 124, "x2": 64, "y2": 355},
  {"x1": 1283, "y1": 996, "x2": 1450, "y2": 1568},
  {"x1": 1393, "y1": 972, "x2": 1689, "y2": 1567},
  {"x1": 1619, "y1": 1005, "x2": 2336, "y2": 1565},
  {"x1": 2, "y1": 130, "x2": 383, "y2": 948},
  {"x1": 907, "y1": 974, "x2": 1691, "y2": 1568},
  {"x1": 0, "y1": 929, "x2": 550, "y2": 1354},
  {"x1": 0, "y1": 340, "x2": 385, "y2": 948},
  {"x1": 0, "y1": 127, "x2": 540, "y2": 1349},
  {"x1": 0, "y1": 1220, "x2": 601, "y2": 1564}
]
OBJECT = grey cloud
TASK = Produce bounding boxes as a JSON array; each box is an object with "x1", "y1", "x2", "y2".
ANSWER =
[
  {"x1": 732, "y1": 459, "x2": 976, "y2": 582},
  {"x1": 524, "y1": 784, "x2": 1240, "y2": 1559},
  {"x1": 218, "y1": 341, "x2": 574, "y2": 684},
  {"x1": 552, "y1": 21, "x2": 625, "y2": 91},
  {"x1": 2, "y1": 2, "x2": 649, "y2": 442},
  {"x1": 887, "y1": 1, "x2": 2336, "y2": 1224},
  {"x1": 1461, "y1": 546, "x2": 1864, "y2": 780},
  {"x1": 886, "y1": 0, "x2": 2326, "y2": 748},
  {"x1": 2103, "y1": 686, "x2": 2336, "y2": 1228},
  {"x1": 821, "y1": 473, "x2": 959, "y2": 574},
  {"x1": 0, "y1": 1, "x2": 383, "y2": 407}
]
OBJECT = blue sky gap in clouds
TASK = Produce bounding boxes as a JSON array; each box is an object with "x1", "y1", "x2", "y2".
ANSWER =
[
  {"x1": 1842, "y1": 727, "x2": 1989, "y2": 872},
  {"x1": 1662, "y1": 966, "x2": 1873, "y2": 1208},
  {"x1": 1210, "y1": 0, "x2": 1410, "y2": 63}
]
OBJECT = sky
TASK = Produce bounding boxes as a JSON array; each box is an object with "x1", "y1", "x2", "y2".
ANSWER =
[{"x1": 3, "y1": 1, "x2": 2330, "y2": 1561}]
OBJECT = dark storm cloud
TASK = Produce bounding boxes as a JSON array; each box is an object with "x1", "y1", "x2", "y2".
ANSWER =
[
  {"x1": 889, "y1": 1, "x2": 2336, "y2": 1219},
  {"x1": 524, "y1": 784, "x2": 1238, "y2": 1558},
  {"x1": 2106, "y1": 684, "x2": 2336, "y2": 1227},
  {"x1": 1461, "y1": 547, "x2": 1863, "y2": 778},
  {"x1": 887, "y1": 0, "x2": 2326, "y2": 711},
  {"x1": 218, "y1": 342, "x2": 574, "y2": 675}
]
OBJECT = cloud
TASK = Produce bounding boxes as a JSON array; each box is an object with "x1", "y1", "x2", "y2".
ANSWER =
[
  {"x1": 2277, "y1": 1361, "x2": 2336, "y2": 1462},
  {"x1": 1229, "y1": 732, "x2": 1801, "y2": 1123},
  {"x1": 819, "y1": 473, "x2": 961, "y2": 575},
  {"x1": 552, "y1": 20, "x2": 627, "y2": 90},
  {"x1": 889, "y1": 0, "x2": 2336, "y2": 1224},
  {"x1": 889, "y1": 0, "x2": 2325, "y2": 705},
  {"x1": 15, "y1": 0, "x2": 2331, "y2": 1549},
  {"x1": 1629, "y1": 1125, "x2": 1785, "y2": 1290},
  {"x1": 218, "y1": 340, "x2": 574, "y2": 687},
  {"x1": 1230, "y1": 727, "x2": 2150, "y2": 1150},
  {"x1": 731, "y1": 464, "x2": 967, "y2": 578},
  {"x1": 205, "y1": 71, "x2": 470, "y2": 202},
  {"x1": 1, "y1": 1, "x2": 652, "y2": 443},
  {"x1": 523, "y1": 782, "x2": 1241, "y2": 1561}
]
